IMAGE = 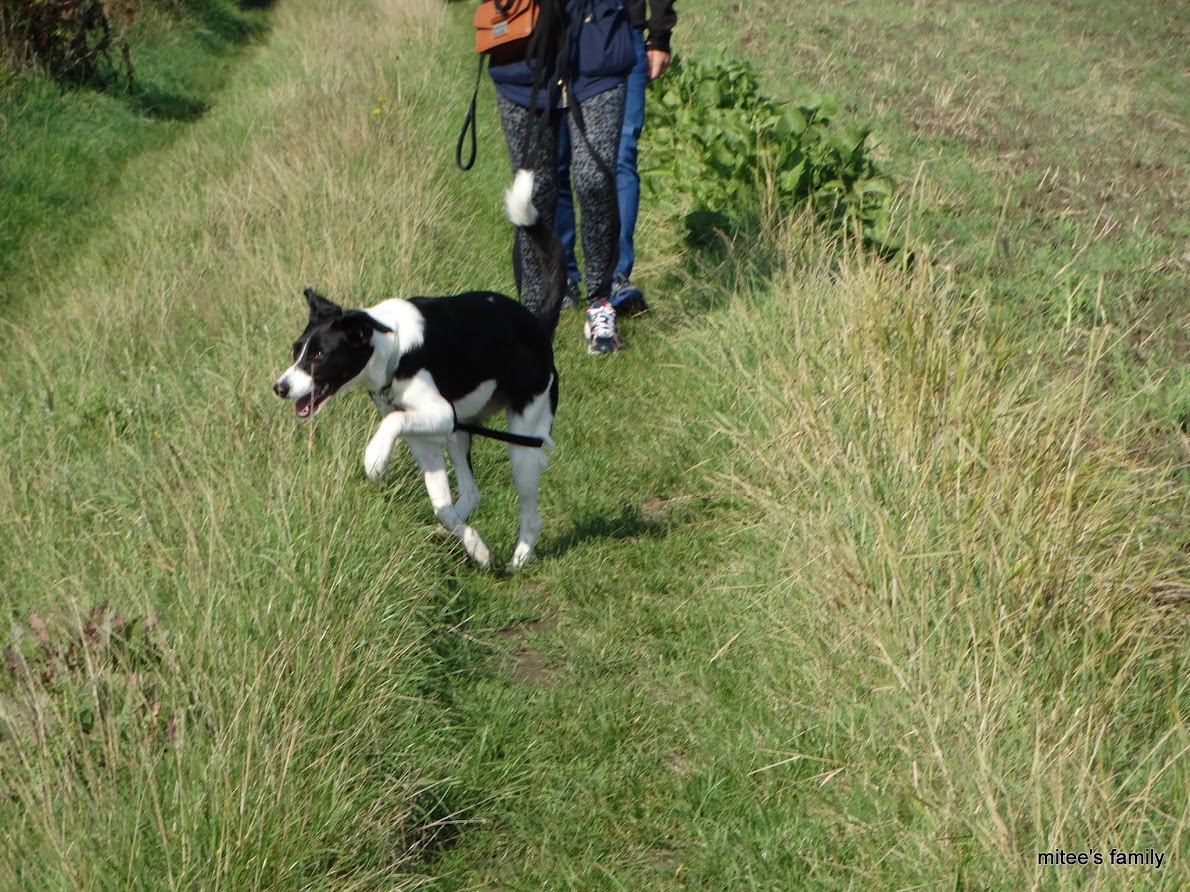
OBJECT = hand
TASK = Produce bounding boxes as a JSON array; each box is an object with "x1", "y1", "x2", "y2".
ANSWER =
[{"x1": 646, "y1": 49, "x2": 671, "y2": 82}]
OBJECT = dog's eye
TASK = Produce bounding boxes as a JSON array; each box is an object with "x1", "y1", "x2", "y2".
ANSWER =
[{"x1": 312, "y1": 349, "x2": 324, "y2": 361}]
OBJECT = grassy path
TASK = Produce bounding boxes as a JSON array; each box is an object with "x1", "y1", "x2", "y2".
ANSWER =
[{"x1": 1, "y1": 1, "x2": 1186, "y2": 890}]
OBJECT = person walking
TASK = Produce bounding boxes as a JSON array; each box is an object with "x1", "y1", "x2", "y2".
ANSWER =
[
  {"x1": 555, "y1": 0, "x2": 676, "y2": 320},
  {"x1": 488, "y1": 0, "x2": 635, "y2": 354}
]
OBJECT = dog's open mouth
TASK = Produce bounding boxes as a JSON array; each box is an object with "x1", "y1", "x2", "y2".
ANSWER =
[{"x1": 295, "y1": 383, "x2": 335, "y2": 419}]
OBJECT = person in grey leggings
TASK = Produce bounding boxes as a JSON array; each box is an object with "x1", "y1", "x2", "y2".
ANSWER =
[
  {"x1": 488, "y1": 0, "x2": 635, "y2": 354},
  {"x1": 497, "y1": 87, "x2": 625, "y2": 351}
]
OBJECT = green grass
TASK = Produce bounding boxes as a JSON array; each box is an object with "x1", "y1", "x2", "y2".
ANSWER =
[
  {"x1": 2, "y1": 0, "x2": 1186, "y2": 889},
  {"x1": 692, "y1": 0, "x2": 1190, "y2": 462},
  {"x1": 0, "y1": 0, "x2": 269, "y2": 303}
]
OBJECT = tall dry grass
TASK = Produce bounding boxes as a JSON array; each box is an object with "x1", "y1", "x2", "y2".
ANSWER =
[
  {"x1": 3, "y1": 0, "x2": 1185, "y2": 888},
  {"x1": 685, "y1": 212, "x2": 1188, "y2": 887},
  {"x1": 0, "y1": 2, "x2": 482, "y2": 888}
]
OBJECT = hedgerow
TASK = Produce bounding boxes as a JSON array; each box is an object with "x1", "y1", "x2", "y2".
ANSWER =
[
  {"x1": 0, "y1": 0, "x2": 139, "y2": 88},
  {"x1": 0, "y1": 1, "x2": 269, "y2": 91},
  {"x1": 645, "y1": 55, "x2": 897, "y2": 255}
]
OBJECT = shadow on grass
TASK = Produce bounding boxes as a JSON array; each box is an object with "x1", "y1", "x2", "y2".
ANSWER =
[
  {"x1": 129, "y1": 84, "x2": 209, "y2": 121},
  {"x1": 668, "y1": 202, "x2": 910, "y2": 317},
  {"x1": 540, "y1": 503, "x2": 670, "y2": 559},
  {"x1": 654, "y1": 207, "x2": 786, "y2": 316}
]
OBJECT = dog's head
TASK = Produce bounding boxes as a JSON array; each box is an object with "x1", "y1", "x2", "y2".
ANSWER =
[{"x1": 273, "y1": 288, "x2": 393, "y2": 418}]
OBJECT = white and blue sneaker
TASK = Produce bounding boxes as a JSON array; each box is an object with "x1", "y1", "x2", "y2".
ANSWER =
[{"x1": 584, "y1": 299, "x2": 621, "y2": 354}]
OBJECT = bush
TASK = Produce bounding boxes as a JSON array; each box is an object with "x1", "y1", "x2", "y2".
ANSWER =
[
  {"x1": 645, "y1": 55, "x2": 897, "y2": 254},
  {"x1": 0, "y1": 0, "x2": 140, "y2": 88}
]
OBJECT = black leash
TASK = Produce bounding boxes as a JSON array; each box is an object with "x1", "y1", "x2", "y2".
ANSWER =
[
  {"x1": 452, "y1": 401, "x2": 545, "y2": 447},
  {"x1": 455, "y1": 420, "x2": 546, "y2": 448},
  {"x1": 455, "y1": 55, "x2": 485, "y2": 171}
]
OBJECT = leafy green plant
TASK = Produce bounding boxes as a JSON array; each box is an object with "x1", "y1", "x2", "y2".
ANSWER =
[{"x1": 645, "y1": 54, "x2": 897, "y2": 254}]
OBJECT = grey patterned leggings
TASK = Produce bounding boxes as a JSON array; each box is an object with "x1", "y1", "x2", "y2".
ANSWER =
[{"x1": 498, "y1": 84, "x2": 625, "y2": 320}]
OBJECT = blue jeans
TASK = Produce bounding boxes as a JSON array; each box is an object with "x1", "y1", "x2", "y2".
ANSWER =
[{"x1": 556, "y1": 27, "x2": 647, "y2": 288}]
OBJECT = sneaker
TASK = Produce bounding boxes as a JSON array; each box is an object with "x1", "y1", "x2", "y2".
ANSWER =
[
  {"x1": 609, "y1": 274, "x2": 648, "y2": 317},
  {"x1": 561, "y1": 279, "x2": 582, "y2": 311},
  {"x1": 583, "y1": 300, "x2": 621, "y2": 354}
]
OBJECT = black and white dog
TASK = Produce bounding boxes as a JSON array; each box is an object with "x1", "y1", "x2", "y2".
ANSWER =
[{"x1": 273, "y1": 171, "x2": 564, "y2": 568}]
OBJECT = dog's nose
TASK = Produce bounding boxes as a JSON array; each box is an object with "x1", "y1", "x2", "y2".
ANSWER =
[{"x1": 273, "y1": 380, "x2": 289, "y2": 398}]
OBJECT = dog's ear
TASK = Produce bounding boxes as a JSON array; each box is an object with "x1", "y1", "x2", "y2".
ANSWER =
[
  {"x1": 304, "y1": 287, "x2": 342, "y2": 321},
  {"x1": 339, "y1": 310, "x2": 393, "y2": 344}
]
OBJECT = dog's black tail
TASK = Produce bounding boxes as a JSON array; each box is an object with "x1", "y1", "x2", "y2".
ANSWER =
[{"x1": 505, "y1": 169, "x2": 567, "y2": 342}]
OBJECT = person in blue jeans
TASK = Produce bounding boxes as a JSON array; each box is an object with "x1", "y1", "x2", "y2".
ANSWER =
[
  {"x1": 488, "y1": 0, "x2": 636, "y2": 354},
  {"x1": 556, "y1": 0, "x2": 677, "y2": 330}
]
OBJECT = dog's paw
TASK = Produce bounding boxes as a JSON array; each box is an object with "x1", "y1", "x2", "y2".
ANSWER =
[
  {"x1": 466, "y1": 540, "x2": 491, "y2": 568},
  {"x1": 461, "y1": 528, "x2": 492, "y2": 568},
  {"x1": 508, "y1": 541, "x2": 534, "y2": 570},
  {"x1": 363, "y1": 441, "x2": 391, "y2": 482},
  {"x1": 364, "y1": 415, "x2": 404, "y2": 482}
]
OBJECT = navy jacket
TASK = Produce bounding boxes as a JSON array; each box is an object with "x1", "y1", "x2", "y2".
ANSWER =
[{"x1": 489, "y1": 0, "x2": 635, "y2": 110}]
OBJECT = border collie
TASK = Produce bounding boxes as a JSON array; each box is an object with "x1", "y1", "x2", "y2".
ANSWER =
[{"x1": 272, "y1": 170, "x2": 564, "y2": 568}]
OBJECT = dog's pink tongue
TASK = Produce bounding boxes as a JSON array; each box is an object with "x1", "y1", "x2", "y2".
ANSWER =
[{"x1": 295, "y1": 395, "x2": 312, "y2": 418}]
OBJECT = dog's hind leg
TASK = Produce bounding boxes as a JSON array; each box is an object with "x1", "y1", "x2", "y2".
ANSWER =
[
  {"x1": 406, "y1": 437, "x2": 492, "y2": 568},
  {"x1": 507, "y1": 444, "x2": 548, "y2": 569},
  {"x1": 446, "y1": 431, "x2": 481, "y2": 523},
  {"x1": 506, "y1": 389, "x2": 554, "y2": 569}
]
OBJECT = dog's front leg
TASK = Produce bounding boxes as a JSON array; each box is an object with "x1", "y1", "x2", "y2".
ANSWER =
[
  {"x1": 406, "y1": 438, "x2": 492, "y2": 567},
  {"x1": 364, "y1": 411, "x2": 405, "y2": 481},
  {"x1": 363, "y1": 402, "x2": 454, "y2": 482}
]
